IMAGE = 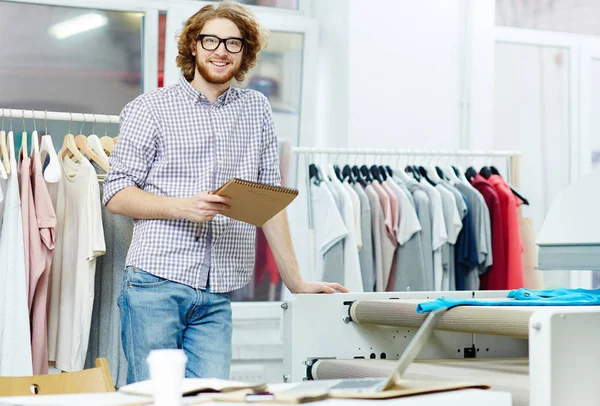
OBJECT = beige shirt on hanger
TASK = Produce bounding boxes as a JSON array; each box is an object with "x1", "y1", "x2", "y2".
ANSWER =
[{"x1": 47, "y1": 153, "x2": 105, "y2": 372}]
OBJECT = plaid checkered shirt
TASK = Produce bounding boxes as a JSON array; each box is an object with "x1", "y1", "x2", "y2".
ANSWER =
[{"x1": 102, "y1": 75, "x2": 281, "y2": 292}]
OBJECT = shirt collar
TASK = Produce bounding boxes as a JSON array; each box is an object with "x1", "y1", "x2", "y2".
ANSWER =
[{"x1": 178, "y1": 75, "x2": 238, "y2": 107}]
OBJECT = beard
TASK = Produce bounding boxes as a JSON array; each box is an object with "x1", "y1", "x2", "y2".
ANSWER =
[{"x1": 196, "y1": 55, "x2": 241, "y2": 85}]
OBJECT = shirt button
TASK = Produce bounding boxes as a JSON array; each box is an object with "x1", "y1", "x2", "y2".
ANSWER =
[
  {"x1": 218, "y1": 159, "x2": 224, "y2": 165},
  {"x1": 216, "y1": 132, "x2": 221, "y2": 137}
]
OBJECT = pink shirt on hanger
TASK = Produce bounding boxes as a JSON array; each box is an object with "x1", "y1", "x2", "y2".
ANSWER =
[
  {"x1": 370, "y1": 181, "x2": 395, "y2": 244},
  {"x1": 380, "y1": 181, "x2": 399, "y2": 239},
  {"x1": 29, "y1": 151, "x2": 57, "y2": 375}
]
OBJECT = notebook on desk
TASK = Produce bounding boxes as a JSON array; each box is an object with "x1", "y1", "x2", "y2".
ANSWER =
[{"x1": 213, "y1": 178, "x2": 299, "y2": 227}]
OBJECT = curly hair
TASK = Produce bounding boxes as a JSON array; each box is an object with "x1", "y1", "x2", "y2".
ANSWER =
[{"x1": 176, "y1": 1, "x2": 269, "y2": 83}]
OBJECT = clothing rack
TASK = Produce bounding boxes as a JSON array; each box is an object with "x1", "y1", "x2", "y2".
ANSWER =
[
  {"x1": 292, "y1": 146, "x2": 523, "y2": 278},
  {"x1": 0, "y1": 108, "x2": 120, "y2": 125}
]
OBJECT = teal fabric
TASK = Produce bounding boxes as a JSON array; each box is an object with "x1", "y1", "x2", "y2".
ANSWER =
[{"x1": 416, "y1": 288, "x2": 600, "y2": 313}]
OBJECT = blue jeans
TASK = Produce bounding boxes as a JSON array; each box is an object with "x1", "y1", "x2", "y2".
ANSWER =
[{"x1": 118, "y1": 266, "x2": 232, "y2": 384}]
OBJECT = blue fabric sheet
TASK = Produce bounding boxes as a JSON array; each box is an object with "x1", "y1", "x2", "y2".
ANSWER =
[{"x1": 416, "y1": 288, "x2": 600, "y2": 313}]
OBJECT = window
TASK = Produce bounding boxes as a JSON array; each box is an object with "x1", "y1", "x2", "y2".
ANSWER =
[
  {"x1": 496, "y1": 0, "x2": 600, "y2": 36},
  {"x1": 0, "y1": 1, "x2": 143, "y2": 141}
]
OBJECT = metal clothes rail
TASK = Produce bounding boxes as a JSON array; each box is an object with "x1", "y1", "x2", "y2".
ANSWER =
[
  {"x1": 292, "y1": 146, "x2": 522, "y2": 278},
  {"x1": 0, "y1": 108, "x2": 120, "y2": 125}
]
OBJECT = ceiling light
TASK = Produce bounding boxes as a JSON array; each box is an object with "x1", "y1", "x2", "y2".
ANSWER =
[{"x1": 49, "y1": 13, "x2": 108, "y2": 40}]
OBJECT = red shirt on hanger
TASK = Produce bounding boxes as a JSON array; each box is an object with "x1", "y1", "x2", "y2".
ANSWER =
[
  {"x1": 488, "y1": 175, "x2": 524, "y2": 290},
  {"x1": 470, "y1": 174, "x2": 507, "y2": 290}
]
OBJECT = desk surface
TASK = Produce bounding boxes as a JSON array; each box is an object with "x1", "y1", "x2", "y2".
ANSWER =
[{"x1": 0, "y1": 389, "x2": 511, "y2": 405}]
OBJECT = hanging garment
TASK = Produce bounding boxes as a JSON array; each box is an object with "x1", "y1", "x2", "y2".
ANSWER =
[
  {"x1": 0, "y1": 132, "x2": 33, "y2": 376},
  {"x1": 415, "y1": 180, "x2": 447, "y2": 291},
  {"x1": 454, "y1": 194, "x2": 479, "y2": 290},
  {"x1": 321, "y1": 180, "x2": 345, "y2": 285},
  {"x1": 28, "y1": 151, "x2": 56, "y2": 375},
  {"x1": 48, "y1": 154, "x2": 106, "y2": 372},
  {"x1": 405, "y1": 180, "x2": 434, "y2": 291},
  {"x1": 352, "y1": 183, "x2": 375, "y2": 292},
  {"x1": 436, "y1": 184, "x2": 463, "y2": 290},
  {"x1": 310, "y1": 180, "x2": 347, "y2": 284},
  {"x1": 370, "y1": 181, "x2": 395, "y2": 245},
  {"x1": 18, "y1": 150, "x2": 35, "y2": 297},
  {"x1": 365, "y1": 184, "x2": 390, "y2": 292},
  {"x1": 85, "y1": 188, "x2": 132, "y2": 388},
  {"x1": 387, "y1": 179, "x2": 427, "y2": 292},
  {"x1": 380, "y1": 181, "x2": 399, "y2": 241},
  {"x1": 455, "y1": 181, "x2": 493, "y2": 277},
  {"x1": 488, "y1": 175, "x2": 525, "y2": 289},
  {"x1": 323, "y1": 166, "x2": 362, "y2": 291},
  {"x1": 470, "y1": 174, "x2": 507, "y2": 290},
  {"x1": 343, "y1": 182, "x2": 362, "y2": 251},
  {"x1": 440, "y1": 182, "x2": 468, "y2": 290},
  {"x1": 370, "y1": 181, "x2": 396, "y2": 290}
]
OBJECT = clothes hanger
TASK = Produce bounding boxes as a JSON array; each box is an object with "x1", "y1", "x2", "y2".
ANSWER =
[
  {"x1": 480, "y1": 166, "x2": 492, "y2": 179},
  {"x1": 39, "y1": 111, "x2": 60, "y2": 183},
  {"x1": 418, "y1": 166, "x2": 437, "y2": 186},
  {"x1": 377, "y1": 165, "x2": 388, "y2": 181},
  {"x1": 20, "y1": 110, "x2": 28, "y2": 159},
  {"x1": 391, "y1": 155, "x2": 411, "y2": 182},
  {"x1": 6, "y1": 114, "x2": 14, "y2": 175},
  {"x1": 0, "y1": 113, "x2": 6, "y2": 179},
  {"x1": 74, "y1": 116, "x2": 110, "y2": 171},
  {"x1": 342, "y1": 164, "x2": 356, "y2": 185},
  {"x1": 98, "y1": 115, "x2": 115, "y2": 156},
  {"x1": 369, "y1": 164, "x2": 383, "y2": 183},
  {"x1": 444, "y1": 156, "x2": 461, "y2": 183},
  {"x1": 0, "y1": 109, "x2": 9, "y2": 176},
  {"x1": 465, "y1": 166, "x2": 478, "y2": 181},
  {"x1": 490, "y1": 165, "x2": 530, "y2": 205},
  {"x1": 333, "y1": 164, "x2": 344, "y2": 182},
  {"x1": 352, "y1": 165, "x2": 368, "y2": 187},
  {"x1": 59, "y1": 113, "x2": 86, "y2": 164},
  {"x1": 308, "y1": 163, "x2": 322, "y2": 186},
  {"x1": 87, "y1": 115, "x2": 110, "y2": 164},
  {"x1": 31, "y1": 110, "x2": 39, "y2": 155},
  {"x1": 360, "y1": 164, "x2": 374, "y2": 183}
]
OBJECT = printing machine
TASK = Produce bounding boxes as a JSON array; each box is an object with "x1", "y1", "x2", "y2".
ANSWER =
[{"x1": 281, "y1": 167, "x2": 600, "y2": 406}]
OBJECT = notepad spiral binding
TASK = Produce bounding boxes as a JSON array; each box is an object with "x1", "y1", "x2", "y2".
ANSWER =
[{"x1": 233, "y1": 178, "x2": 299, "y2": 195}]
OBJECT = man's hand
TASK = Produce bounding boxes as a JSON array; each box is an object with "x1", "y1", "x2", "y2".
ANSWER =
[
  {"x1": 289, "y1": 280, "x2": 349, "y2": 294},
  {"x1": 177, "y1": 192, "x2": 231, "y2": 223}
]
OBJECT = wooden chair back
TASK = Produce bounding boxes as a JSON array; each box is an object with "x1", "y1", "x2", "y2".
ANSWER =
[{"x1": 0, "y1": 358, "x2": 115, "y2": 396}]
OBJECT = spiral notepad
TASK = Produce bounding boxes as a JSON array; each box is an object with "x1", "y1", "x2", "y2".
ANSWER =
[{"x1": 212, "y1": 178, "x2": 299, "y2": 227}]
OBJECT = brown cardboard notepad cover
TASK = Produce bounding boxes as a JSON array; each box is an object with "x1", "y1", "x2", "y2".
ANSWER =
[
  {"x1": 208, "y1": 379, "x2": 489, "y2": 403},
  {"x1": 213, "y1": 178, "x2": 298, "y2": 227},
  {"x1": 327, "y1": 379, "x2": 489, "y2": 399}
]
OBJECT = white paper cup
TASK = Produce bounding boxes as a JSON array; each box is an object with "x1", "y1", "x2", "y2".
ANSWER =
[{"x1": 147, "y1": 349, "x2": 188, "y2": 406}]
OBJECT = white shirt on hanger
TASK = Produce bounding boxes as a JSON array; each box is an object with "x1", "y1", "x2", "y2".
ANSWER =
[
  {"x1": 418, "y1": 180, "x2": 447, "y2": 291},
  {"x1": 0, "y1": 132, "x2": 33, "y2": 376},
  {"x1": 47, "y1": 153, "x2": 106, "y2": 372},
  {"x1": 311, "y1": 181, "x2": 347, "y2": 282},
  {"x1": 343, "y1": 182, "x2": 362, "y2": 250},
  {"x1": 323, "y1": 165, "x2": 363, "y2": 292}
]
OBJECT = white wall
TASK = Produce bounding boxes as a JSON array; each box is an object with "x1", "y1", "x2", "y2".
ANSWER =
[{"x1": 310, "y1": 0, "x2": 496, "y2": 151}]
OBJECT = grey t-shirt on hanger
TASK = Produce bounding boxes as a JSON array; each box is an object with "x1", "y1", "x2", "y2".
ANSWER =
[
  {"x1": 388, "y1": 179, "x2": 427, "y2": 292},
  {"x1": 406, "y1": 181, "x2": 434, "y2": 291}
]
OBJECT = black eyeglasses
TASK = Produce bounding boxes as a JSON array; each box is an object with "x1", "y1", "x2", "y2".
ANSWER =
[{"x1": 197, "y1": 34, "x2": 244, "y2": 54}]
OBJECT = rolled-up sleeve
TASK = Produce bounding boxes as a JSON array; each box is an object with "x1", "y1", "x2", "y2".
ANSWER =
[
  {"x1": 102, "y1": 99, "x2": 158, "y2": 205},
  {"x1": 256, "y1": 97, "x2": 281, "y2": 187}
]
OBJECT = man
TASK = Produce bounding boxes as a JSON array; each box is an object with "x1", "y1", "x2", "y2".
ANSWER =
[{"x1": 103, "y1": 0, "x2": 346, "y2": 385}]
